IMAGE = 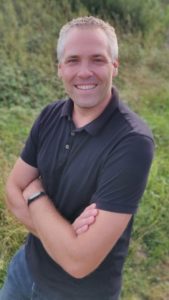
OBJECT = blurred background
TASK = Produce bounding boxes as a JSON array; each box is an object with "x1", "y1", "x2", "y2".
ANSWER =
[{"x1": 0, "y1": 1, "x2": 169, "y2": 299}]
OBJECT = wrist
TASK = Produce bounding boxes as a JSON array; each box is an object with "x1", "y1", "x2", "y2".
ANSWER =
[{"x1": 27, "y1": 191, "x2": 46, "y2": 207}]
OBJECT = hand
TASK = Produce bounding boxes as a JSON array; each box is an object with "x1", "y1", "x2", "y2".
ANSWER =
[
  {"x1": 72, "y1": 203, "x2": 98, "y2": 235},
  {"x1": 23, "y1": 178, "x2": 44, "y2": 202},
  {"x1": 23, "y1": 180, "x2": 98, "y2": 236}
]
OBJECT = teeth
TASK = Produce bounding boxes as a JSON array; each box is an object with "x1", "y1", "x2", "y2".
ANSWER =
[{"x1": 76, "y1": 85, "x2": 96, "y2": 90}]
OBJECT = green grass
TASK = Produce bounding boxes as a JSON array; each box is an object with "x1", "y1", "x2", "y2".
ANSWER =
[
  {"x1": 116, "y1": 40, "x2": 169, "y2": 298},
  {"x1": 0, "y1": 107, "x2": 37, "y2": 285},
  {"x1": 118, "y1": 44, "x2": 169, "y2": 299},
  {"x1": 0, "y1": 0, "x2": 169, "y2": 298},
  {"x1": 0, "y1": 65, "x2": 169, "y2": 298}
]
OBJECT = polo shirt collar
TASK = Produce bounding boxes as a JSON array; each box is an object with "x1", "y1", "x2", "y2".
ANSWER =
[{"x1": 61, "y1": 86, "x2": 119, "y2": 136}]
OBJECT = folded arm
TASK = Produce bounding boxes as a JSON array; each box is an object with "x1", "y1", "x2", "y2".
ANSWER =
[
  {"x1": 6, "y1": 158, "x2": 131, "y2": 278},
  {"x1": 5, "y1": 158, "x2": 39, "y2": 235},
  {"x1": 23, "y1": 178, "x2": 132, "y2": 279},
  {"x1": 5, "y1": 158, "x2": 97, "y2": 237}
]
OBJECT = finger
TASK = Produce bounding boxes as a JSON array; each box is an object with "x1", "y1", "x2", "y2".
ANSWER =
[
  {"x1": 73, "y1": 209, "x2": 98, "y2": 230},
  {"x1": 84, "y1": 203, "x2": 96, "y2": 211},
  {"x1": 76, "y1": 225, "x2": 89, "y2": 235},
  {"x1": 73, "y1": 215, "x2": 95, "y2": 231},
  {"x1": 80, "y1": 208, "x2": 98, "y2": 219}
]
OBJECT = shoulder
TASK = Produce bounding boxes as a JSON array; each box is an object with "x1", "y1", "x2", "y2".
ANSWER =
[
  {"x1": 102, "y1": 97, "x2": 154, "y2": 161},
  {"x1": 39, "y1": 99, "x2": 67, "y2": 120},
  {"x1": 117, "y1": 100, "x2": 154, "y2": 141},
  {"x1": 27, "y1": 98, "x2": 68, "y2": 137},
  {"x1": 33, "y1": 98, "x2": 68, "y2": 129}
]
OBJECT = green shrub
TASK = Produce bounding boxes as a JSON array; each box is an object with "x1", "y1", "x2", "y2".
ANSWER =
[
  {"x1": 81, "y1": 0, "x2": 167, "y2": 35},
  {"x1": 0, "y1": 1, "x2": 169, "y2": 298},
  {"x1": 0, "y1": 60, "x2": 67, "y2": 108},
  {"x1": 0, "y1": 0, "x2": 90, "y2": 107}
]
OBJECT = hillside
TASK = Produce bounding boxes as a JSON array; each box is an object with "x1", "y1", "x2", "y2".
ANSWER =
[{"x1": 0, "y1": 1, "x2": 169, "y2": 299}]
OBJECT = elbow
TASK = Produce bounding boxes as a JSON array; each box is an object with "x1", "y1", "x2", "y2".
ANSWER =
[
  {"x1": 5, "y1": 178, "x2": 11, "y2": 199},
  {"x1": 5, "y1": 183, "x2": 11, "y2": 207},
  {"x1": 63, "y1": 261, "x2": 94, "y2": 279},
  {"x1": 69, "y1": 268, "x2": 88, "y2": 279},
  {"x1": 66, "y1": 267, "x2": 89, "y2": 279},
  {"x1": 5, "y1": 180, "x2": 22, "y2": 216},
  {"x1": 5, "y1": 181, "x2": 13, "y2": 209},
  {"x1": 72, "y1": 271, "x2": 91, "y2": 279}
]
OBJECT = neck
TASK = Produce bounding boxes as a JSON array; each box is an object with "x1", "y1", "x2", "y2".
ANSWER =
[{"x1": 72, "y1": 97, "x2": 111, "y2": 128}]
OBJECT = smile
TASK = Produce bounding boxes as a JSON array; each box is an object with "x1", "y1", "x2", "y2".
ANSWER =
[{"x1": 75, "y1": 84, "x2": 97, "y2": 90}]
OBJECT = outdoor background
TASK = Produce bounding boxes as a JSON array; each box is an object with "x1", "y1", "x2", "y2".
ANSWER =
[{"x1": 0, "y1": 0, "x2": 169, "y2": 299}]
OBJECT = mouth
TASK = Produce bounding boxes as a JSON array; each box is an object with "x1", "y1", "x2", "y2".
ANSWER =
[{"x1": 75, "y1": 84, "x2": 97, "y2": 90}]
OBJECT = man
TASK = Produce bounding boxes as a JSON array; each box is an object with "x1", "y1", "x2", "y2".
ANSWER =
[{"x1": 0, "y1": 16, "x2": 154, "y2": 300}]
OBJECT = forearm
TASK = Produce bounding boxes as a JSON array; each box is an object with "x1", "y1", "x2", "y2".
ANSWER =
[
  {"x1": 24, "y1": 179, "x2": 131, "y2": 278},
  {"x1": 28, "y1": 196, "x2": 82, "y2": 276},
  {"x1": 5, "y1": 181, "x2": 38, "y2": 236},
  {"x1": 28, "y1": 196, "x2": 117, "y2": 278}
]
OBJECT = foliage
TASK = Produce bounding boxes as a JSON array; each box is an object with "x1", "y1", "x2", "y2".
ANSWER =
[
  {"x1": 0, "y1": 60, "x2": 66, "y2": 108},
  {"x1": 80, "y1": 0, "x2": 169, "y2": 36},
  {"x1": 0, "y1": 0, "x2": 169, "y2": 299},
  {"x1": 0, "y1": 0, "x2": 87, "y2": 107}
]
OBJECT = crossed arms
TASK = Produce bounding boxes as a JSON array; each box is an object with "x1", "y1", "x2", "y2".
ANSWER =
[{"x1": 5, "y1": 157, "x2": 131, "y2": 279}]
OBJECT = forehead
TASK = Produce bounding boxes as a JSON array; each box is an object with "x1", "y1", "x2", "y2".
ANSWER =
[{"x1": 62, "y1": 27, "x2": 110, "y2": 58}]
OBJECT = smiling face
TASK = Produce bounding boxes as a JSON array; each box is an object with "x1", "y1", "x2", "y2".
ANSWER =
[{"x1": 58, "y1": 27, "x2": 118, "y2": 113}]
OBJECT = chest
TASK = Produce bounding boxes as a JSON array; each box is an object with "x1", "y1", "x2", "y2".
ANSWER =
[{"x1": 36, "y1": 121, "x2": 113, "y2": 221}]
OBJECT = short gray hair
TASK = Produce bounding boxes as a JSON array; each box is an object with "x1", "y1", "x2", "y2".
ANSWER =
[{"x1": 57, "y1": 16, "x2": 118, "y2": 63}]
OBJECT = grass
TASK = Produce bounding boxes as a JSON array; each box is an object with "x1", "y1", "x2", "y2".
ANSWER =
[
  {"x1": 119, "y1": 42, "x2": 168, "y2": 297},
  {"x1": 0, "y1": 0, "x2": 169, "y2": 298},
  {"x1": 0, "y1": 107, "x2": 37, "y2": 285},
  {"x1": 0, "y1": 59, "x2": 169, "y2": 298},
  {"x1": 118, "y1": 42, "x2": 169, "y2": 299}
]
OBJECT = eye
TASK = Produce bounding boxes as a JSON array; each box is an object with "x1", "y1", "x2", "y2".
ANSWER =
[
  {"x1": 94, "y1": 58, "x2": 102, "y2": 62},
  {"x1": 92, "y1": 57, "x2": 107, "y2": 65},
  {"x1": 65, "y1": 57, "x2": 79, "y2": 65}
]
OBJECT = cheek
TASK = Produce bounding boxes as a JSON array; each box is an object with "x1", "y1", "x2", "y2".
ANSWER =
[
  {"x1": 61, "y1": 77, "x2": 74, "y2": 92},
  {"x1": 61, "y1": 70, "x2": 74, "y2": 83},
  {"x1": 97, "y1": 67, "x2": 113, "y2": 78}
]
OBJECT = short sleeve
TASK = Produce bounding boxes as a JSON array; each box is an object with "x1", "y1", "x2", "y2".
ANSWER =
[
  {"x1": 20, "y1": 111, "x2": 44, "y2": 167},
  {"x1": 91, "y1": 134, "x2": 154, "y2": 214}
]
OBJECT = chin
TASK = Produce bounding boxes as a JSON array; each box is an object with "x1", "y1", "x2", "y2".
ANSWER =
[
  {"x1": 75, "y1": 101, "x2": 99, "y2": 109},
  {"x1": 73, "y1": 95, "x2": 100, "y2": 106}
]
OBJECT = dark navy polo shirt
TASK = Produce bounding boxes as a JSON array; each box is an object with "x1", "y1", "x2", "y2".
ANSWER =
[{"x1": 21, "y1": 87, "x2": 154, "y2": 299}]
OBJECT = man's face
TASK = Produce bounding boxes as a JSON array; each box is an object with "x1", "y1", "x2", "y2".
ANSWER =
[{"x1": 58, "y1": 27, "x2": 117, "y2": 111}]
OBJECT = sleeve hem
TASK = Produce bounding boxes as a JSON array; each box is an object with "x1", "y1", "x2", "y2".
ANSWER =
[
  {"x1": 91, "y1": 201, "x2": 137, "y2": 214},
  {"x1": 20, "y1": 154, "x2": 37, "y2": 168}
]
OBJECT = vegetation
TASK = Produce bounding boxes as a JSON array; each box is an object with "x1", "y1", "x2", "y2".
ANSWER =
[{"x1": 0, "y1": 0, "x2": 169, "y2": 299}]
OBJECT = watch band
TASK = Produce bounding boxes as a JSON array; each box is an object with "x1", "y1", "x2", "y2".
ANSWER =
[{"x1": 27, "y1": 191, "x2": 46, "y2": 207}]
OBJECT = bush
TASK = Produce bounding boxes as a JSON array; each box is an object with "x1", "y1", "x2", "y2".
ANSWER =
[
  {"x1": 0, "y1": 0, "x2": 77, "y2": 107},
  {"x1": 80, "y1": 0, "x2": 167, "y2": 35},
  {"x1": 0, "y1": 60, "x2": 66, "y2": 107}
]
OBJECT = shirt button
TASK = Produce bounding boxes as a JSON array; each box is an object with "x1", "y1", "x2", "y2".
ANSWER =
[
  {"x1": 65, "y1": 144, "x2": 70, "y2": 150},
  {"x1": 71, "y1": 132, "x2": 75, "y2": 136}
]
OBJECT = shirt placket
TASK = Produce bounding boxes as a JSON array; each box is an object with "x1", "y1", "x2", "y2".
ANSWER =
[{"x1": 63, "y1": 117, "x2": 76, "y2": 156}]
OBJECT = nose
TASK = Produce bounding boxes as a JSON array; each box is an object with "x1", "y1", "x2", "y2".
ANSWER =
[{"x1": 77, "y1": 62, "x2": 93, "y2": 78}]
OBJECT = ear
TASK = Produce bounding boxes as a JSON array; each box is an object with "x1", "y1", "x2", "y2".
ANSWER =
[
  {"x1": 57, "y1": 63, "x2": 62, "y2": 79},
  {"x1": 112, "y1": 59, "x2": 119, "y2": 77}
]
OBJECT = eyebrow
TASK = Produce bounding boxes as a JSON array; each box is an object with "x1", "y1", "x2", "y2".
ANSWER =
[
  {"x1": 65, "y1": 55, "x2": 79, "y2": 60},
  {"x1": 92, "y1": 54, "x2": 106, "y2": 57},
  {"x1": 65, "y1": 54, "x2": 108, "y2": 60}
]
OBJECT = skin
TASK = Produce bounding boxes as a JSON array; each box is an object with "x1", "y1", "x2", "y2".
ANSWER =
[
  {"x1": 73, "y1": 203, "x2": 98, "y2": 235},
  {"x1": 23, "y1": 177, "x2": 131, "y2": 278},
  {"x1": 58, "y1": 27, "x2": 118, "y2": 127},
  {"x1": 6, "y1": 27, "x2": 131, "y2": 279},
  {"x1": 5, "y1": 158, "x2": 97, "y2": 237}
]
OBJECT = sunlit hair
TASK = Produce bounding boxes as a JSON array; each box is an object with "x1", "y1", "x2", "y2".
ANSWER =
[{"x1": 57, "y1": 16, "x2": 118, "y2": 63}]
